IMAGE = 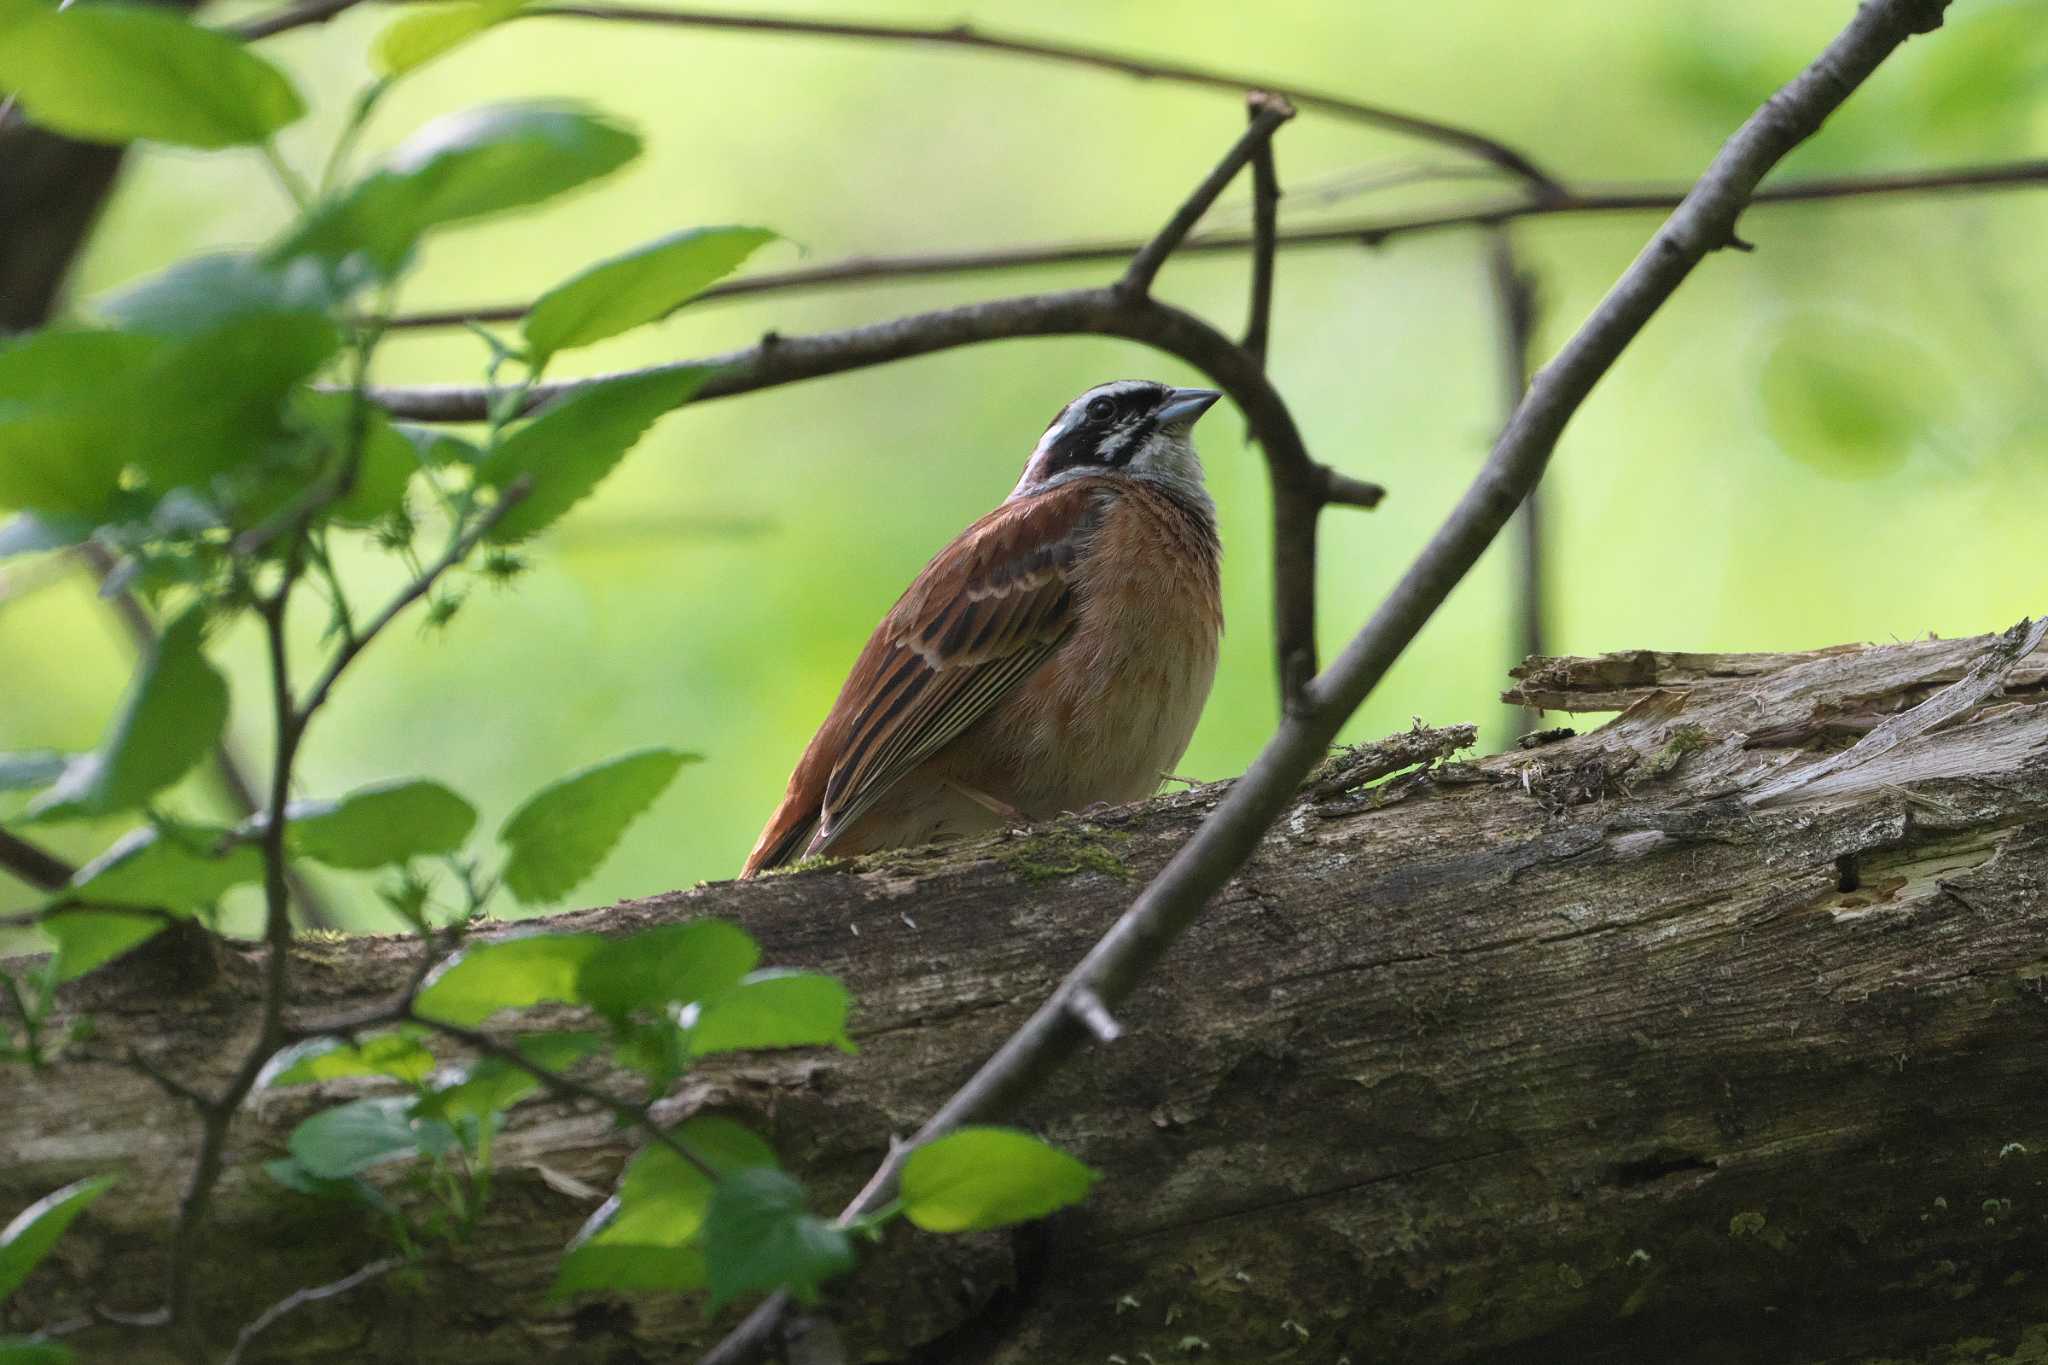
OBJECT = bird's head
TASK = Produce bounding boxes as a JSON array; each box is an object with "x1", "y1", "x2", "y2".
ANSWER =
[{"x1": 1009, "y1": 380, "x2": 1223, "y2": 506}]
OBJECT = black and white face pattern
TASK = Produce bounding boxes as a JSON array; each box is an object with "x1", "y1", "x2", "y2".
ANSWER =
[{"x1": 1009, "y1": 380, "x2": 1222, "y2": 502}]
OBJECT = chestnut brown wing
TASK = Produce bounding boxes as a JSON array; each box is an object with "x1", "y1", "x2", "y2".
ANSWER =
[{"x1": 743, "y1": 481, "x2": 1103, "y2": 874}]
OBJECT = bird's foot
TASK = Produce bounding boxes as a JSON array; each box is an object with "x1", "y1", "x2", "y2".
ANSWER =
[{"x1": 944, "y1": 779, "x2": 1030, "y2": 823}]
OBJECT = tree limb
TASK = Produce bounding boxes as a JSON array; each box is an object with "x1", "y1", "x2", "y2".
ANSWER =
[
  {"x1": 15, "y1": 625, "x2": 2048, "y2": 1363},
  {"x1": 377, "y1": 159, "x2": 2048, "y2": 332},
  {"x1": 1119, "y1": 95, "x2": 1293, "y2": 297},
  {"x1": 1484, "y1": 226, "x2": 1543, "y2": 733},
  {"x1": 1240, "y1": 93, "x2": 1283, "y2": 366}
]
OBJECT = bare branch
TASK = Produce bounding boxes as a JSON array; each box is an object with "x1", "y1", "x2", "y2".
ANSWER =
[
  {"x1": 0, "y1": 826, "x2": 73, "y2": 892},
  {"x1": 222, "y1": 0, "x2": 363, "y2": 40},
  {"x1": 295, "y1": 480, "x2": 532, "y2": 725},
  {"x1": 80, "y1": 543, "x2": 339, "y2": 929},
  {"x1": 698, "y1": 0, "x2": 1955, "y2": 1356},
  {"x1": 405, "y1": 1010, "x2": 726, "y2": 1183},
  {"x1": 221, "y1": 1257, "x2": 402, "y2": 1365},
  {"x1": 1483, "y1": 227, "x2": 1543, "y2": 734},
  {"x1": 1240, "y1": 94, "x2": 1283, "y2": 366},
  {"x1": 1120, "y1": 95, "x2": 1293, "y2": 297},
  {"x1": 513, "y1": 4, "x2": 1557, "y2": 190},
  {"x1": 364, "y1": 290, "x2": 1375, "y2": 692},
  {"x1": 378, "y1": 158, "x2": 2048, "y2": 332}
]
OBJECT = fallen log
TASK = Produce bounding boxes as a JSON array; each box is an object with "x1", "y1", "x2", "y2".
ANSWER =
[{"x1": 6, "y1": 624, "x2": 2047, "y2": 1364}]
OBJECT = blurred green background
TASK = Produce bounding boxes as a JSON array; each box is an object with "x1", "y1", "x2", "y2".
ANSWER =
[{"x1": 3, "y1": 0, "x2": 2044, "y2": 928}]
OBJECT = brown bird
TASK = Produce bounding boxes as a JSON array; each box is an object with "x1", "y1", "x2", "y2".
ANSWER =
[{"x1": 743, "y1": 380, "x2": 1225, "y2": 875}]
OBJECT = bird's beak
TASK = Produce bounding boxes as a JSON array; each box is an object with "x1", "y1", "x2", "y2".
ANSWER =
[{"x1": 1153, "y1": 387, "x2": 1223, "y2": 427}]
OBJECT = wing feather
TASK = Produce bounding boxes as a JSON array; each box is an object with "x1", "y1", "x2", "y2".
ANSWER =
[{"x1": 742, "y1": 481, "x2": 1103, "y2": 874}]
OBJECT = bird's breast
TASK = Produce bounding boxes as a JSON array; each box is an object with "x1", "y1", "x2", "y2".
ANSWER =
[{"x1": 957, "y1": 483, "x2": 1222, "y2": 813}]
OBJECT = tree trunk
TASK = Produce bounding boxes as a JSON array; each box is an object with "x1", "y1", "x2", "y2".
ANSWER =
[{"x1": 7, "y1": 627, "x2": 2048, "y2": 1365}]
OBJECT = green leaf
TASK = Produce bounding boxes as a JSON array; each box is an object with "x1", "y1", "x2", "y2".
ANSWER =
[
  {"x1": 412, "y1": 931, "x2": 606, "y2": 1026},
  {"x1": 39, "y1": 910, "x2": 167, "y2": 983},
  {"x1": 0, "y1": 1175, "x2": 117, "y2": 1303},
  {"x1": 701, "y1": 1167, "x2": 852, "y2": 1310},
  {"x1": 0, "y1": 3, "x2": 302, "y2": 148},
  {"x1": 0, "y1": 330, "x2": 162, "y2": 517},
  {"x1": 606, "y1": 1117, "x2": 776, "y2": 1244},
  {"x1": 98, "y1": 253, "x2": 347, "y2": 336},
  {"x1": 27, "y1": 606, "x2": 228, "y2": 821},
  {"x1": 287, "y1": 1096, "x2": 454, "y2": 1178},
  {"x1": 0, "y1": 316, "x2": 340, "y2": 522},
  {"x1": 900, "y1": 1127, "x2": 1099, "y2": 1233},
  {"x1": 286, "y1": 778, "x2": 478, "y2": 870},
  {"x1": 397, "y1": 425, "x2": 481, "y2": 469},
  {"x1": 0, "y1": 752, "x2": 67, "y2": 792},
  {"x1": 279, "y1": 391, "x2": 423, "y2": 528},
  {"x1": 550, "y1": 1242, "x2": 704, "y2": 1297},
  {"x1": 275, "y1": 103, "x2": 640, "y2": 278},
  {"x1": 261, "y1": 1033, "x2": 438, "y2": 1088},
  {"x1": 67, "y1": 823, "x2": 259, "y2": 909},
  {"x1": 497, "y1": 749, "x2": 694, "y2": 904},
  {"x1": 687, "y1": 970, "x2": 854, "y2": 1058},
  {"x1": 372, "y1": 0, "x2": 526, "y2": 75},
  {"x1": 576, "y1": 919, "x2": 758, "y2": 1021},
  {"x1": 523, "y1": 227, "x2": 775, "y2": 366},
  {"x1": 415, "y1": 1031, "x2": 601, "y2": 1122},
  {"x1": 263, "y1": 1157, "x2": 393, "y2": 1212},
  {"x1": 127, "y1": 312, "x2": 344, "y2": 494},
  {"x1": 478, "y1": 369, "x2": 712, "y2": 543},
  {"x1": 0, "y1": 1337, "x2": 74, "y2": 1364},
  {"x1": 553, "y1": 1116, "x2": 775, "y2": 1297}
]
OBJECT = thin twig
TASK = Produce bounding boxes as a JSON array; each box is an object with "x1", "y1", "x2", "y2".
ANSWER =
[
  {"x1": 221, "y1": 1257, "x2": 402, "y2": 1365},
  {"x1": 1483, "y1": 227, "x2": 1543, "y2": 735},
  {"x1": 363, "y1": 290, "x2": 1375, "y2": 695},
  {"x1": 80, "y1": 543, "x2": 338, "y2": 929},
  {"x1": 160, "y1": 487, "x2": 529, "y2": 1346},
  {"x1": 223, "y1": 0, "x2": 364, "y2": 40},
  {"x1": 376, "y1": 159, "x2": 2048, "y2": 332},
  {"x1": 507, "y1": 3, "x2": 1558, "y2": 190},
  {"x1": 0, "y1": 827, "x2": 73, "y2": 892},
  {"x1": 404, "y1": 1010, "x2": 725, "y2": 1183},
  {"x1": 1120, "y1": 95, "x2": 1293, "y2": 296},
  {"x1": 1240, "y1": 93, "x2": 1283, "y2": 366},
  {"x1": 698, "y1": 1, "x2": 1953, "y2": 1358},
  {"x1": 295, "y1": 480, "x2": 531, "y2": 724}
]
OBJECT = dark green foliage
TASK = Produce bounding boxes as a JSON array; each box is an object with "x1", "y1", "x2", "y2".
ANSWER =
[
  {"x1": 478, "y1": 373, "x2": 714, "y2": 543},
  {"x1": 286, "y1": 779, "x2": 479, "y2": 870},
  {"x1": 702, "y1": 1168, "x2": 855, "y2": 1309},
  {"x1": 0, "y1": 0, "x2": 301, "y2": 147},
  {"x1": 0, "y1": 25, "x2": 1102, "y2": 1331},
  {"x1": 26, "y1": 608, "x2": 228, "y2": 822},
  {"x1": 0, "y1": 1176, "x2": 117, "y2": 1302},
  {"x1": 496, "y1": 748, "x2": 696, "y2": 901},
  {"x1": 274, "y1": 104, "x2": 641, "y2": 278},
  {"x1": 522, "y1": 226, "x2": 776, "y2": 365}
]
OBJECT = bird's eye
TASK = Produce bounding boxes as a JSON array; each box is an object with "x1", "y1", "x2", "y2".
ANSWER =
[{"x1": 1085, "y1": 396, "x2": 1116, "y2": 422}]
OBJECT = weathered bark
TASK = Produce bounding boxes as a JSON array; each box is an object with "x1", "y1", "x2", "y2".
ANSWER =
[{"x1": 6, "y1": 627, "x2": 2048, "y2": 1364}]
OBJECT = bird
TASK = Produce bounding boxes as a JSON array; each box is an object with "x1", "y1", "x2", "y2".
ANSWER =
[{"x1": 743, "y1": 379, "x2": 1225, "y2": 876}]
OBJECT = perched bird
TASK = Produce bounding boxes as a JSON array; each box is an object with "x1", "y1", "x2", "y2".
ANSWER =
[{"x1": 743, "y1": 380, "x2": 1225, "y2": 875}]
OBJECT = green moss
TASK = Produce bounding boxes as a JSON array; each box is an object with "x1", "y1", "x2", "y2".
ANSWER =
[
  {"x1": 759, "y1": 852, "x2": 851, "y2": 877},
  {"x1": 1643, "y1": 723, "x2": 1712, "y2": 779},
  {"x1": 991, "y1": 823, "x2": 1133, "y2": 883}
]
